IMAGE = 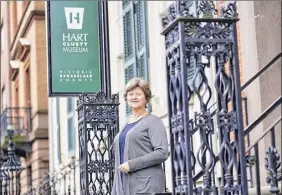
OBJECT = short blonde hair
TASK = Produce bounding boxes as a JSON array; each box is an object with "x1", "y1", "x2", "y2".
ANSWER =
[{"x1": 124, "y1": 77, "x2": 152, "y2": 102}]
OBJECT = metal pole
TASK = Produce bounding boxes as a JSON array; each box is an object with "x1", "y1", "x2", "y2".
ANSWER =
[
  {"x1": 232, "y1": 21, "x2": 249, "y2": 195},
  {"x1": 178, "y1": 2, "x2": 194, "y2": 193},
  {"x1": 99, "y1": 1, "x2": 111, "y2": 97},
  {"x1": 102, "y1": 1, "x2": 111, "y2": 97}
]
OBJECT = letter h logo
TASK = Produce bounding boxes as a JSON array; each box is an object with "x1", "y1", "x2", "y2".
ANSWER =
[{"x1": 64, "y1": 7, "x2": 84, "y2": 30}]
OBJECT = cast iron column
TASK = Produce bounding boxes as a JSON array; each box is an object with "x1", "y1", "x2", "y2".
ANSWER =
[{"x1": 161, "y1": 1, "x2": 248, "y2": 194}]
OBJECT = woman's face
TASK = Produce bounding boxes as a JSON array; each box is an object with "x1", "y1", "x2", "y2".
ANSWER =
[{"x1": 127, "y1": 87, "x2": 147, "y2": 110}]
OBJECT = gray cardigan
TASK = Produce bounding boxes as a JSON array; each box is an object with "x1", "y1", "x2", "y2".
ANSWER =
[{"x1": 111, "y1": 114, "x2": 169, "y2": 195}]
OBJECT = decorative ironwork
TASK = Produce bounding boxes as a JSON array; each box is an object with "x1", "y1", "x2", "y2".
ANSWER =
[
  {"x1": 165, "y1": 26, "x2": 179, "y2": 48},
  {"x1": 197, "y1": 1, "x2": 217, "y2": 18},
  {"x1": 162, "y1": 2, "x2": 177, "y2": 29},
  {"x1": 77, "y1": 91, "x2": 119, "y2": 106},
  {"x1": 0, "y1": 107, "x2": 32, "y2": 137},
  {"x1": 184, "y1": 22, "x2": 233, "y2": 39},
  {"x1": 161, "y1": 1, "x2": 248, "y2": 194},
  {"x1": 22, "y1": 158, "x2": 79, "y2": 195},
  {"x1": 77, "y1": 91, "x2": 119, "y2": 195},
  {"x1": 0, "y1": 150, "x2": 9, "y2": 195},
  {"x1": 23, "y1": 187, "x2": 36, "y2": 195},
  {"x1": 0, "y1": 131, "x2": 23, "y2": 195},
  {"x1": 220, "y1": 2, "x2": 238, "y2": 19},
  {"x1": 179, "y1": 1, "x2": 194, "y2": 17},
  {"x1": 37, "y1": 174, "x2": 51, "y2": 195},
  {"x1": 265, "y1": 146, "x2": 282, "y2": 195},
  {"x1": 1, "y1": 134, "x2": 23, "y2": 172}
]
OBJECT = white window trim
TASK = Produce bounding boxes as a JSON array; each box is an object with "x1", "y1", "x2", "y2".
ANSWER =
[
  {"x1": 1, "y1": 25, "x2": 4, "y2": 52},
  {"x1": 67, "y1": 98, "x2": 75, "y2": 155},
  {"x1": 55, "y1": 98, "x2": 61, "y2": 166}
]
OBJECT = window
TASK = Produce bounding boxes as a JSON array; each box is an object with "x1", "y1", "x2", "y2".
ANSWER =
[
  {"x1": 1, "y1": 87, "x2": 6, "y2": 113},
  {"x1": 1, "y1": 25, "x2": 4, "y2": 52},
  {"x1": 25, "y1": 66, "x2": 31, "y2": 106},
  {"x1": 55, "y1": 98, "x2": 61, "y2": 164},
  {"x1": 15, "y1": 85, "x2": 19, "y2": 108},
  {"x1": 27, "y1": 166, "x2": 32, "y2": 188},
  {"x1": 67, "y1": 98, "x2": 75, "y2": 153},
  {"x1": 10, "y1": 1, "x2": 18, "y2": 37},
  {"x1": 122, "y1": 1, "x2": 149, "y2": 114}
]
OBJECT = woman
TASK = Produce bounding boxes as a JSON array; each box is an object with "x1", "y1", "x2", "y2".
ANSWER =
[{"x1": 111, "y1": 77, "x2": 169, "y2": 195}]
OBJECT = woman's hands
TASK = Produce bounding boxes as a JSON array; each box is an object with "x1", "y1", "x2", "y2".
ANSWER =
[{"x1": 118, "y1": 162, "x2": 130, "y2": 173}]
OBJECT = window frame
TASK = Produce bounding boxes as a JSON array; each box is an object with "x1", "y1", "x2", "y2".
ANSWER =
[
  {"x1": 55, "y1": 98, "x2": 61, "y2": 164},
  {"x1": 1, "y1": 23, "x2": 4, "y2": 52},
  {"x1": 66, "y1": 97, "x2": 75, "y2": 154}
]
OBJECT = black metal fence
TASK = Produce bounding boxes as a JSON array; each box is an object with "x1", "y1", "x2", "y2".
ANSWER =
[
  {"x1": 0, "y1": 134, "x2": 23, "y2": 195},
  {"x1": 0, "y1": 107, "x2": 32, "y2": 137},
  {"x1": 0, "y1": 107, "x2": 31, "y2": 195},
  {"x1": 159, "y1": 1, "x2": 282, "y2": 195},
  {"x1": 12, "y1": 1, "x2": 281, "y2": 195},
  {"x1": 77, "y1": 92, "x2": 119, "y2": 195},
  {"x1": 23, "y1": 158, "x2": 79, "y2": 195},
  {"x1": 160, "y1": 1, "x2": 282, "y2": 195}
]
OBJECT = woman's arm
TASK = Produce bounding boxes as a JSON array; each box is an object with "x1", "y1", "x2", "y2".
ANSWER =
[{"x1": 127, "y1": 118, "x2": 169, "y2": 172}]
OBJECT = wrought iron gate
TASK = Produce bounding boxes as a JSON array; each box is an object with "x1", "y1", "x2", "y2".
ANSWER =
[{"x1": 161, "y1": 1, "x2": 248, "y2": 194}]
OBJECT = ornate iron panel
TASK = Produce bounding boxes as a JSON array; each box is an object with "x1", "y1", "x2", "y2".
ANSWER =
[
  {"x1": 77, "y1": 92, "x2": 119, "y2": 195},
  {"x1": 161, "y1": 1, "x2": 248, "y2": 194},
  {"x1": 22, "y1": 158, "x2": 79, "y2": 195},
  {"x1": 1, "y1": 133, "x2": 23, "y2": 195}
]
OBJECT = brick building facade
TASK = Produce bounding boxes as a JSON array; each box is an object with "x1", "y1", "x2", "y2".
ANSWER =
[{"x1": 1, "y1": 1, "x2": 49, "y2": 193}]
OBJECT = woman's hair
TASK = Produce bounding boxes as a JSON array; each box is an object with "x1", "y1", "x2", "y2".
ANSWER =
[{"x1": 124, "y1": 77, "x2": 152, "y2": 102}]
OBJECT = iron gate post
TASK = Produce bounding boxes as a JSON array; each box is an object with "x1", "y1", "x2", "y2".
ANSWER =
[
  {"x1": 177, "y1": 1, "x2": 195, "y2": 194},
  {"x1": 76, "y1": 1, "x2": 119, "y2": 194},
  {"x1": 230, "y1": 17, "x2": 249, "y2": 194},
  {"x1": 161, "y1": 1, "x2": 248, "y2": 194},
  {"x1": 77, "y1": 92, "x2": 119, "y2": 195}
]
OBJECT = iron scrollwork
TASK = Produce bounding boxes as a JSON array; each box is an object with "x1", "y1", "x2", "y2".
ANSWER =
[
  {"x1": 194, "y1": 111, "x2": 217, "y2": 194},
  {"x1": 220, "y1": 1, "x2": 238, "y2": 19},
  {"x1": 165, "y1": 26, "x2": 179, "y2": 49},
  {"x1": 179, "y1": 1, "x2": 193, "y2": 17},
  {"x1": 1, "y1": 132, "x2": 23, "y2": 195},
  {"x1": 162, "y1": 2, "x2": 177, "y2": 29},
  {"x1": 22, "y1": 159, "x2": 79, "y2": 195},
  {"x1": 162, "y1": 0, "x2": 247, "y2": 194},
  {"x1": 77, "y1": 91, "x2": 119, "y2": 195},
  {"x1": 184, "y1": 22, "x2": 233, "y2": 39},
  {"x1": 197, "y1": 1, "x2": 217, "y2": 18}
]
